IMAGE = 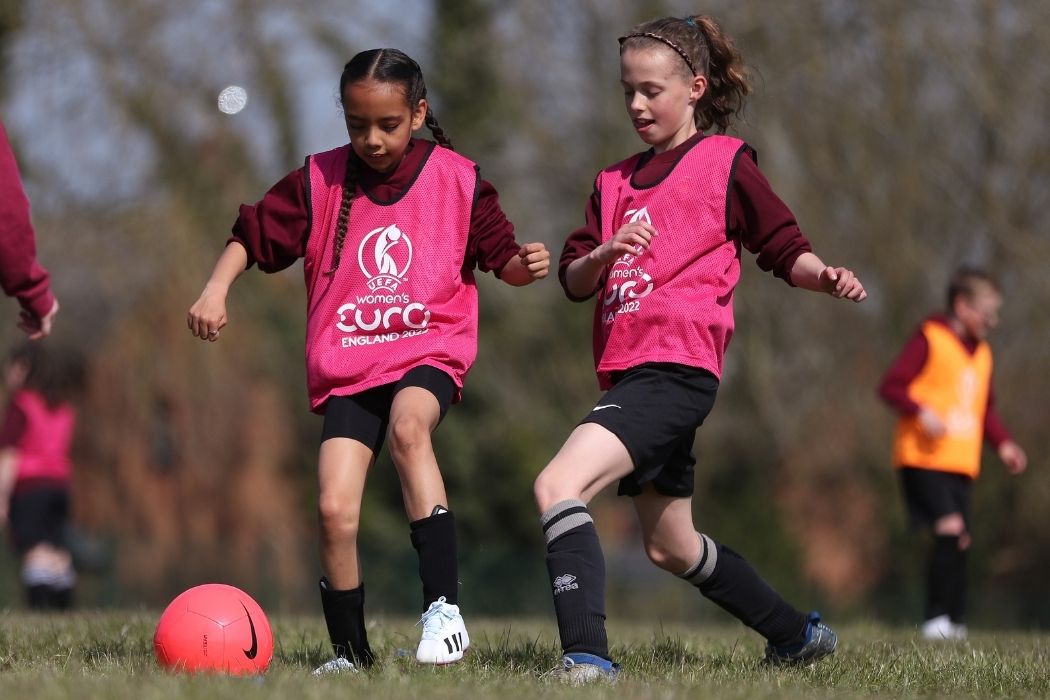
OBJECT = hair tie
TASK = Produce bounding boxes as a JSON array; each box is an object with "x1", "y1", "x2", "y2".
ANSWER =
[
  {"x1": 683, "y1": 17, "x2": 698, "y2": 28},
  {"x1": 618, "y1": 31, "x2": 697, "y2": 75}
]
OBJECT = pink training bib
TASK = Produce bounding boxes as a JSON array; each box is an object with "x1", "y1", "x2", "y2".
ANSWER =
[
  {"x1": 10, "y1": 389, "x2": 75, "y2": 483},
  {"x1": 592, "y1": 135, "x2": 748, "y2": 388},
  {"x1": 304, "y1": 143, "x2": 478, "y2": 412}
]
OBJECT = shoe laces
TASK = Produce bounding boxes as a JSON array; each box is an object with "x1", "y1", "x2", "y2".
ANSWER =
[
  {"x1": 312, "y1": 656, "x2": 357, "y2": 675},
  {"x1": 418, "y1": 596, "x2": 458, "y2": 638}
]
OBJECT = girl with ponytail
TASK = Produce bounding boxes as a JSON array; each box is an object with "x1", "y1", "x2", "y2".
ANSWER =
[
  {"x1": 188, "y1": 48, "x2": 549, "y2": 673},
  {"x1": 534, "y1": 15, "x2": 866, "y2": 682}
]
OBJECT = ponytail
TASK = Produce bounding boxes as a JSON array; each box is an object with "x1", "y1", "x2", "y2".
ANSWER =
[{"x1": 690, "y1": 15, "x2": 750, "y2": 134}]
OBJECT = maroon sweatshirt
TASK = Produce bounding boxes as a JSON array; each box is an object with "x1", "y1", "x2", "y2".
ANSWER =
[
  {"x1": 559, "y1": 131, "x2": 813, "y2": 300},
  {"x1": 878, "y1": 313, "x2": 1011, "y2": 447},
  {"x1": 0, "y1": 120, "x2": 55, "y2": 320},
  {"x1": 230, "y1": 139, "x2": 519, "y2": 275}
]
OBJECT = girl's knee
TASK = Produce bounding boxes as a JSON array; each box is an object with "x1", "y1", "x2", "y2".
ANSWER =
[
  {"x1": 638, "y1": 541, "x2": 672, "y2": 570},
  {"x1": 387, "y1": 415, "x2": 432, "y2": 461},
  {"x1": 317, "y1": 494, "x2": 360, "y2": 541},
  {"x1": 933, "y1": 513, "x2": 966, "y2": 537},
  {"x1": 643, "y1": 540, "x2": 678, "y2": 571},
  {"x1": 533, "y1": 468, "x2": 578, "y2": 514},
  {"x1": 532, "y1": 474, "x2": 552, "y2": 513}
]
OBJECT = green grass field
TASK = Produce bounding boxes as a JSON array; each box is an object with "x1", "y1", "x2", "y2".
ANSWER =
[{"x1": 0, "y1": 612, "x2": 1047, "y2": 699}]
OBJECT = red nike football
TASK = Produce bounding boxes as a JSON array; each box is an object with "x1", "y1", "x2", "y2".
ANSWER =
[{"x1": 154, "y1": 583, "x2": 273, "y2": 675}]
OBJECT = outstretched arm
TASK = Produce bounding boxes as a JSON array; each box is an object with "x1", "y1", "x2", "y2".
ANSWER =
[
  {"x1": 187, "y1": 241, "x2": 249, "y2": 341},
  {"x1": 985, "y1": 388, "x2": 1027, "y2": 475},
  {"x1": 789, "y1": 252, "x2": 867, "y2": 301}
]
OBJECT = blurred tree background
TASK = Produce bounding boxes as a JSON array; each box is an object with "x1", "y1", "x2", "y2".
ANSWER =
[{"x1": 0, "y1": 0, "x2": 1047, "y2": 628}]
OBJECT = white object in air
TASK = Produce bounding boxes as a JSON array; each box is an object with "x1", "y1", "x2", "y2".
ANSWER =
[{"x1": 217, "y1": 85, "x2": 248, "y2": 114}]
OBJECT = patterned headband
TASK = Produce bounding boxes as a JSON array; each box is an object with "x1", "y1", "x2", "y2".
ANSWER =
[{"x1": 618, "y1": 31, "x2": 698, "y2": 76}]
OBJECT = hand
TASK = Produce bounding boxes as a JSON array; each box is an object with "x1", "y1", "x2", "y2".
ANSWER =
[
  {"x1": 17, "y1": 298, "x2": 59, "y2": 340},
  {"x1": 588, "y1": 220, "x2": 657, "y2": 267},
  {"x1": 917, "y1": 406, "x2": 947, "y2": 439},
  {"x1": 998, "y1": 440, "x2": 1027, "y2": 475},
  {"x1": 818, "y1": 266, "x2": 867, "y2": 302},
  {"x1": 187, "y1": 285, "x2": 228, "y2": 341},
  {"x1": 517, "y1": 242, "x2": 550, "y2": 280}
]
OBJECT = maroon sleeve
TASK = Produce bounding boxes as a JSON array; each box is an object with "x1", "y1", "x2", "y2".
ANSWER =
[
  {"x1": 983, "y1": 384, "x2": 1012, "y2": 447},
  {"x1": 464, "y1": 174, "x2": 519, "y2": 277},
  {"x1": 878, "y1": 328, "x2": 928, "y2": 415},
  {"x1": 229, "y1": 167, "x2": 310, "y2": 273},
  {"x1": 0, "y1": 121, "x2": 55, "y2": 319},
  {"x1": 729, "y1": 151, "x2": 813, "y2": 284},
  {"x1": 0, "y1": 401, "x2": 26, "y2": 448},
  {"x1": 558, "y1": 183, "x2": 604, "y2": 302}
]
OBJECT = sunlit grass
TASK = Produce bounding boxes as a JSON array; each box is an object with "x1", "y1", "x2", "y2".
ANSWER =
[{"x1": 0, "y1": 611, "x2": 1047, "y2": 699}]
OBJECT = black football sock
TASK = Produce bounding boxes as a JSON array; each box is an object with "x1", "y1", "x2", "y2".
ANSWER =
[
  {"x1": 949, "y1": 543, "x2": 968, "y2": 623},
  {"x1": 682, "y1": 533, "x2": 808, "y2": 647},
  {"x1": 26, "y1": 584, "x2": 51, "y2": 610},
  {"x1": 541, "y1": 499, "x2": 609, "y2": 659},
  {"x1": 51, "y1": 563, "x2": 76, "y2": 610},
  {"x1": 410, "y1": 507, "x2": 458, "y2": 608},
  {"x1": 50, "y1": 585, "x2": 74, "y2": 610},
  {"x1": 926, "y1": 535, "x2": 961, "y2": 621},
  {"x1": 319, "y1": 578, "x2": 374, "y2": 666}
]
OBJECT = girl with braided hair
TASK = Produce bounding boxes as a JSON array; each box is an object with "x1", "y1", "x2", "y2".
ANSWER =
[
  {"x1": 188, "y1": 48, "x2": 549, "y2": 673},
  {"x1": 533, "y1": 15, "x2": 866, "y2": 682}
]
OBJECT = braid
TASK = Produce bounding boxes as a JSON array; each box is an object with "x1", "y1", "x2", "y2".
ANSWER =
[
  {"x1": 424, "y1": 107, "x2": 455, "y2": 150},
  {"x1": 325, "y1": 156, "x2": 358, "y2": 275}
]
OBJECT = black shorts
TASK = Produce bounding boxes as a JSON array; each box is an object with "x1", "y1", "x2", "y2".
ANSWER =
[
  {"x1": 8, "y1": 484, "x2": 70, "y2": 554},
  {"x1": 320, "y1": 365, "x2": 455, "y2": 453},
  {"x1": 898, "y1": 466, "x2": 972, "y2": 529},
  {"x1": 580, "y1": 363, "x2": 719, "y2": 498}
]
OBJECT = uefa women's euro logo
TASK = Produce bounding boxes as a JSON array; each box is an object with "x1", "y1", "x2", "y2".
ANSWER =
[
  {"x1": 358, "y1": 224, "x2": 413, "y2": 292},
  {"x1": 613, "y1": 207, "x2": 651, "y2": 267},
  {"x1": 602, "y1": 206, "x2": 653, "y2": 325}
]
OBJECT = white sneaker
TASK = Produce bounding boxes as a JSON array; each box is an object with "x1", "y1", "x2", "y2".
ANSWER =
[
  {"x1": 312, "y1": 657, "x2": 359, "y2": 675},
  {"x1": 415, "y1": 596, "x2": 469, "y2": 664},
  {"x1": 921, "y1": 614, "x2": 967, "y2": 640}
]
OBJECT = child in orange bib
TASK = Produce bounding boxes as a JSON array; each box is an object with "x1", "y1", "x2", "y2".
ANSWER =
[{"x1": 879, "y1": 267, "x2": 1027, "y2": 640}]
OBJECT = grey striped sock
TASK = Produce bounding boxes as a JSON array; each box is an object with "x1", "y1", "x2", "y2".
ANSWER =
[
  {"x1": 541, "y1": 499, "x2": 594, "y2": 546},
  {"x1": 679, "y1": 533, "x2": 718, "y2": 586},
  {"x1": 541, "y1": 499, "x2": 608, "y2": 658}
]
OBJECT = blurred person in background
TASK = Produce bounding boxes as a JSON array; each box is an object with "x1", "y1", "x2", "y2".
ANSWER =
[
  {"x1": 0, "y1": 342, "x2": 83, "y2": 610},
  {"x1": 879, "y1": 267, "x2": 1027, "y2": 640}
]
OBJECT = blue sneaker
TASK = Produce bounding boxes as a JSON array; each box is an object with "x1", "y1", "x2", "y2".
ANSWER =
[
  {"x1": 764, "y1": 611, "x2": 838, "y2": 666},
  {"x1": 554, "y1": 652, "x2": 620, "y2": 685}
]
